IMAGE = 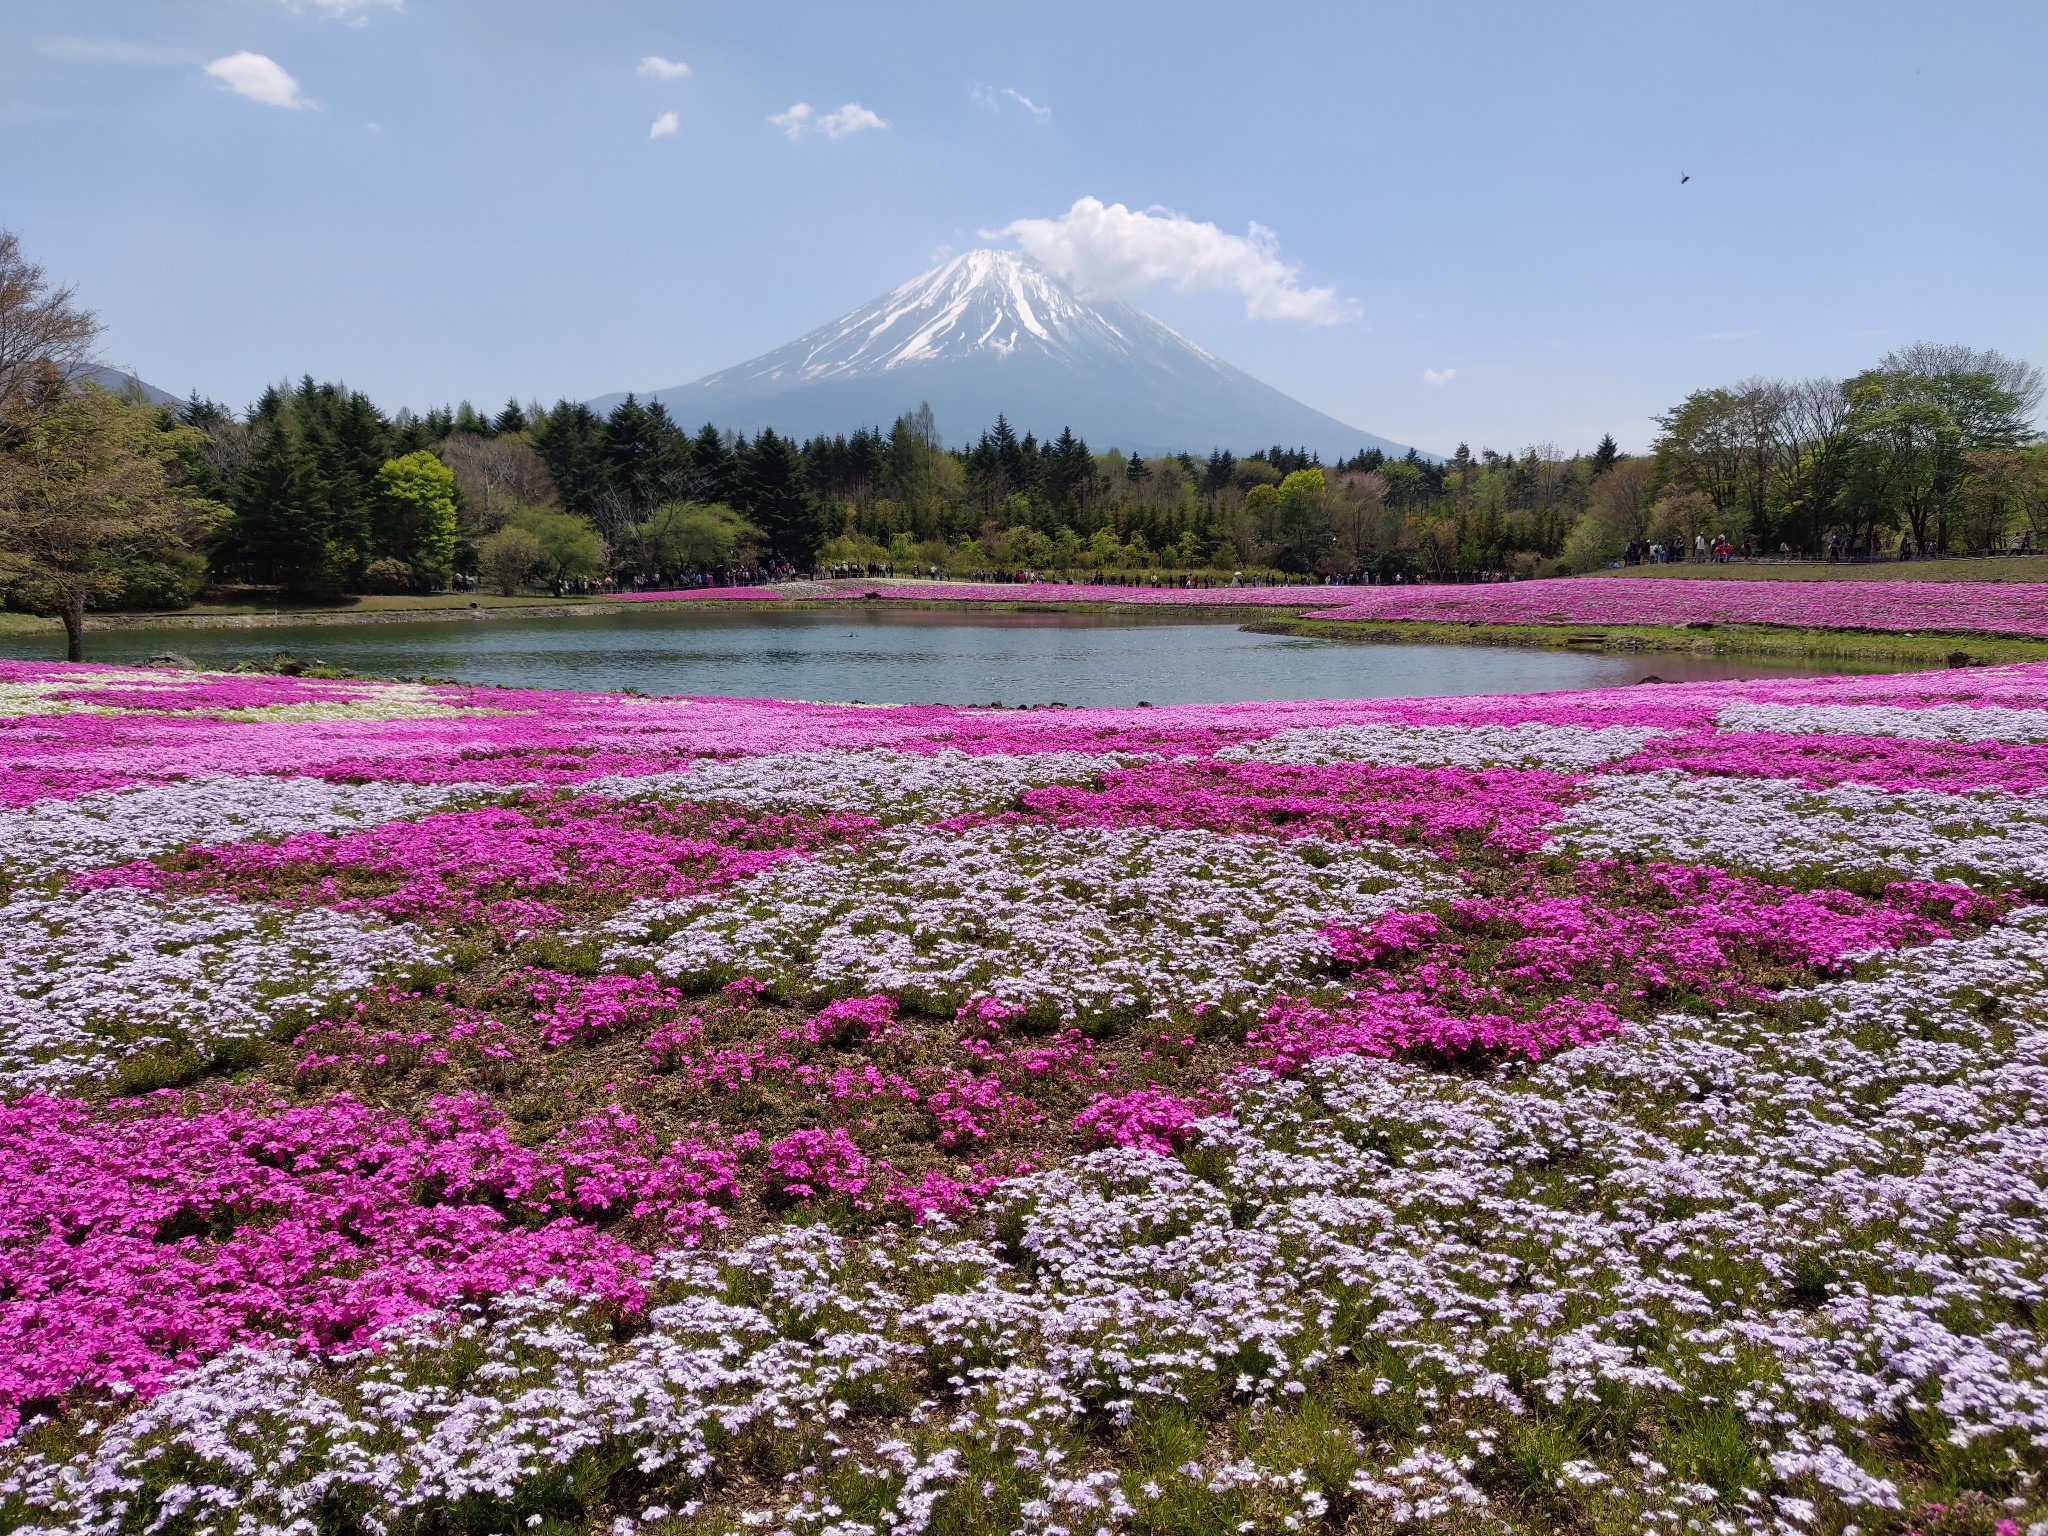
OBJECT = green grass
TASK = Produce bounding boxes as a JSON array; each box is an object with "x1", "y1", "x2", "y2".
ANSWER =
[{"x1": 1246, "y1": 615, "x2": 2048, "y2": 666}]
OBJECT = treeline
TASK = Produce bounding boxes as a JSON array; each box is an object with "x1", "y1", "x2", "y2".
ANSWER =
[{"x1": 5, "y1": 227, "x2": 2048, "y2": 662}]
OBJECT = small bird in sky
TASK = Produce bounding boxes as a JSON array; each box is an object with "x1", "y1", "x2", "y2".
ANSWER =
[{"x1": 1680, "y1": 173, "x2": 1691, "y2": 184}]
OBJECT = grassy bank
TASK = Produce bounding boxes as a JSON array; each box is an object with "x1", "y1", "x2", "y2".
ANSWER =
[{"x1": 1248, "y1": 614, "x2": 2048, "y2": 665}]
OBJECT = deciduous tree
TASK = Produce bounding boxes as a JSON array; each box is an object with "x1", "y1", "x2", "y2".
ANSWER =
[{"x1": 0, "y1": 382, "x2": 223, "y2": 660}]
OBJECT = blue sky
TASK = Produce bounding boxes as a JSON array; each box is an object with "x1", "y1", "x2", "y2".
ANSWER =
[{"x1": 4, "y1": 0, "x2": 2044, "y2": 455}]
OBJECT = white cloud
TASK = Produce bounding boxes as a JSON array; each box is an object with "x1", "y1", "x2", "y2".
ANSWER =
[
  {"x1": 281, "y1": 0, "x2": 401, "y2": 21},
  {"x1": 973, "y1": 83, "x2": 1050, "y2": 122},
  {"x1": 639, "y1": 55, "x2": 690, "y2": 81},
  {"x1": 992, "y1": 196, "x2": 1354, "y2": 325},
  {"x1": 203, "y1": 52, "x2": 312, "y2": 109},
  {"x1": 1422, "y1": 368, "x2": 1456, "y2": 387},
  {"x1": 649, "y1": 110, "x2": 679, "y2": 140},
  {"x1": 770, "y1": 101, "x2": 887, "y2": 140}
]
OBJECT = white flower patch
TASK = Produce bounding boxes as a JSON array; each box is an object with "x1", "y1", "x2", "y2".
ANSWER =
[
  {"x1": 1220, "y1": 721, "x2": 1667, "y2": 772},
  {"x1": 1549, "y1": 768, "x2": 2048, "y2": 886},
  {"x1": 0, "y1": 671, "x2": 483, "y2": 722},
  {"x1": 0, "y1": 887, "x2": 446, "y2": 1091},
  {"x1": 604, "y1": 823, "x2": 1455, "y2": 1020},
  {"x1": 586, "y1": 748, "x2": 1133, "y2": 822},
  {"x1": 1717, "y1": 699, "x2": 2048, "y2": 743},
  {"x1": 0, "y1": 775, "x2": 496, "y2": 881},
  {"x1": 0, "y1": 669, "x2": 168, "y2": 718}
]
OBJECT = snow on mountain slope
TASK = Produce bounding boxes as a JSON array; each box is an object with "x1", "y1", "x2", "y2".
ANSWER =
[{"x1": 596, "y1": 251, "x2": 1423, "y2": 459}]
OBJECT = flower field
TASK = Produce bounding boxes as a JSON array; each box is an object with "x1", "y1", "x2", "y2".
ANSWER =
[
  {"x1": 807, "y1": 576, "x2": 2048, "y2": 639},
  {"x1": 3, "y1": 656, "x2": 2048, "y2": 1535}
]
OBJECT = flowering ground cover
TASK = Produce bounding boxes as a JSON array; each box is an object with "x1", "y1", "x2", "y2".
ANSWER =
[
  {"x1": 3, "y1": 655, "x2": 2048, "y2": 1534},
  {"x1": 812, "y1": 575, "x2": 2048, "y2": 639}
]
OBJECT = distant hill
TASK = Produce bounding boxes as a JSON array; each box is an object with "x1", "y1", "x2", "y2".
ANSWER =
[
  {"x1": 595, "y1": 249, "x2": 1428, "y2": 460},
  {"x1": 72, "y1": 366, "x2": 179, "y2": 406}
]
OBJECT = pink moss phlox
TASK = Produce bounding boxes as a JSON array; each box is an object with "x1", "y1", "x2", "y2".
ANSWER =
[
  {"x1": 0, "y1": 1088, "x2": 723, "y2": 1434},
  {"x1": 1008, "y1": 758, "x2": 1577, "y2": 853},
  {"x1": 881, "y1": 1163, "x2": 1017, "y2": 1223},
  {"x1": 761, "y1": 1127, "x2": 870, "y2": 1206},
  {"x1": 955, "y1": 995, "x2": 1025, "y2": 1036},
  {"x1": 1250, "y1": 991, "x2": 1628, "y2": 1073},
  {"x1": 1071, "y1": 1086, "x2": 1225, "y2": 1155},
  {"x1": 75, "y1": 794, "x2": 876, "y2": 927},
  {"x1": 293, "y1": 991, "x2": 526, "y2": 1083},
  {"x1": 806, "y1": 993, "x2": 900, "y2": 1046},
  {"x1": 1622, "y1": 728, "x2": 2048, "y2": 795},
  {"x1": 522, "y1": 968, "x2": 687, "y2": 1047}
]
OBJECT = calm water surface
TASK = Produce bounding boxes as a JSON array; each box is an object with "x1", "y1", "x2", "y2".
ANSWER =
[{"x1": 7, "y1": 608, "x2": 1905, "y2": 706}]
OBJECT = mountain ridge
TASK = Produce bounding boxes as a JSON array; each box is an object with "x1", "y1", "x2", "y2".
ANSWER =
[{"x1": 595, "y1": 250, "x2": 1426, "y2": 460}]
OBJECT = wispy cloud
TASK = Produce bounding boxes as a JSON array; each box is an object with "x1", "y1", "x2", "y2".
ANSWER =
[
  {"x1": 204, "y1": 52, "x2": 312, "y2": 109},
  {"x1": 769, "y1": 101, "x2": 887, "y2": 140},
  {"x1": 972, "y1": 83, "x2": 1050, "y2": 122},
  {"x1": 1422, "y1": 367, "x2": 1457, "y2": 387},
  {"x1": 1693, "y1": 328, "x2": 1758, "y2": 342},
  {"x1": 36, "y1": 36, "x2": 196, "y2": 65},
  {"x1": 991, "y1": 196, "x2": 1355, "y2": 325},
  {"x1": 280, "y1": 0, "x2": 401, "y2": 22},
  {"x1": 649, "y1": 110, "x2": 679, "y2": 140},
  {"x1": 638, "y1": 55, "x2": 690, "y2": 81}
]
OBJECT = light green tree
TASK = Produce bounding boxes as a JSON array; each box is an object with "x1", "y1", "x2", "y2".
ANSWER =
[
  {"x1": 371, "y1": 449, "x2": 458, "y2": 586},
  {"x1": 478, "y1": 525, "x2": 542, "y2": 596},
  {"x1": 509, "y1": 505, "x2": 604, "y2": 594}
]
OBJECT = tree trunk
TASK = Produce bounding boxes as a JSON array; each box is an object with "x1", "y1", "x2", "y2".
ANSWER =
[{"x1": 62, "y1": 591, "x2": 85, "y2": 663}]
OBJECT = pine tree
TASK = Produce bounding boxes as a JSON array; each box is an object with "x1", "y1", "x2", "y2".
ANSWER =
[
  {"x1": 532, "y1": 401, "x2": 607, "y2": 516},
  {"x1": 227, "y1": 415, "x2": 340, "y2": 596},
  {"x1": 741, "y1": 429, "x2": 822, "y2": 565},
  {"x1": 494, "y1": 398, "x2": 528, "y2": 436},
  {"x1": 1591, "y1": 433, "x2": 1620, "y2": 477},
  {"x1": 691, "y1": 422, "x2": 734, "y2": 504},
  {"x1": 1126, "y1": 450, "x2": 1151, "y2": 484}
]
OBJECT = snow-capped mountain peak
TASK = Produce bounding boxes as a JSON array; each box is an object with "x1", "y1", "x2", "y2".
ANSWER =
[
  {"x1": 604, "y1": 249, "x2": 1421, "y2": 458},
  {"x1": 702, "y1": 249, "x2": 1217, "y2": 389}
]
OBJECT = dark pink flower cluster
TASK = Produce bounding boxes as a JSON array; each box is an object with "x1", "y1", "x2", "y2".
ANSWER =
[
  {"x1": 1621, "y1": 729, "x2": 2048, "y2": 795},
  {"x1": 1071, "y1": 1087, "x2": 1223, "y2": 1154},
  {"x1": 1257, "y1": 863, "x2": 1995, "y2": 1074},
  {"x1": 292, "y1": 991, "x2": 528, "y2": 1084},
  {"x1": 79, "y1": 795, "x2": 876, "y2": 927},
  {"x1": 521, "y1": 968, "x2": 688, "y2": 1047},
  {"x1": 1006, "y1": 758, "x2": 1578, "y2": 853},
  {"x1": 0, "y1": 1089, "x2": 751, "y2": 1435}
]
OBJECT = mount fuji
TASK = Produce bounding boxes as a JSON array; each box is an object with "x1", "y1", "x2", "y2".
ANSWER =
[{"x1": 596, "y1": 250, "x2": 1421, "y2": 459}]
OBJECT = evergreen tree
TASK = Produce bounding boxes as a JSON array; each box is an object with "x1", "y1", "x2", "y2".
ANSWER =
[
  {"x1": 740, "y1": 428, "x2": 822, "y2": 565},
  {"x1": 493, "y1": 398, "x2": 528, "y2": 436},
  {"x1": 691, "y1": 422, "x2": 735, "y2": 504},
  {"x1": 1591, "y1": 433, "x2": 1620, "y2": 476},
  {"x1": 226, "y1": 414, "x2": 342, "y2": 596},
  {"x1": 532, "y1": 401, "x2": 607, "y2": 516},
  {"x1": 1125, "y1": 450, "x2": 1151, "y2": 484}
]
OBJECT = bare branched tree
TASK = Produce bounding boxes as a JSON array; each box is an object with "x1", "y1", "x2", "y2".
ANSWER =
[
  {"x1": 433, "y1": 433, "x2": 560, "y2": 533},
  {"x1": 0, "y1": 230, "x2": 101, "y2": 426},
  {"x1": 1881, "y1": 342, "x2": 2046, "y2": 422}
]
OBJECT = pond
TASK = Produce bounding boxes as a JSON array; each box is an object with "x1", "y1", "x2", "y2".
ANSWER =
[{"x1": 6, "y1": 607, "x2": 1901, "y2": 706}]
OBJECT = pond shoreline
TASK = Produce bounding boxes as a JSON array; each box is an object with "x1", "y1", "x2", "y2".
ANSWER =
[{"x1": 10, "y1": 592, "x2": 2044, "y2": 668}]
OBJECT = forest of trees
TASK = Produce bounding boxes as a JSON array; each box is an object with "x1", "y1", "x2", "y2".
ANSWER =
[{"x1": 3, "y1": 228, "x2": 2046, "y2": 652}]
